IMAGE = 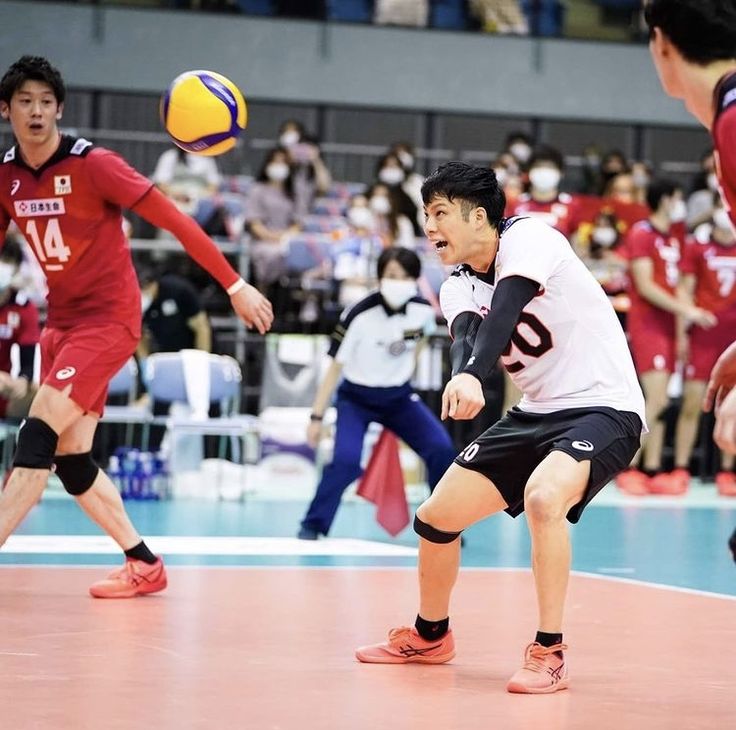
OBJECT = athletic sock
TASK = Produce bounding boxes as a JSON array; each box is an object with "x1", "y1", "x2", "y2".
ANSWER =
[
  {"x1": 535, "y1": 631, "x2": 564, "y2": 658},
  {"x1": 415, "y1": 615, "x2": 449, "y2": 641},
  {"x1": 124, "y1": 540, "x2": 158, "y2": 565}
]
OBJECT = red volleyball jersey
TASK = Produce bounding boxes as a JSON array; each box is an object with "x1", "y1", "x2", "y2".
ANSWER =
[
  {"x1": 681, "y1": 237, "x2": 736, "y2": 325},
  {"x1": 625, "y1": 220, "x2": 681, "y2": 335},
  {"x1": 510, "y1": 192, "x2": 581, "y2": 238},
  {"x1": 0, "y1": 136, "x2": 152, "y2": 335},
  {"x1": 713, "y1": 71, "x2": 736, "y2": 228}
]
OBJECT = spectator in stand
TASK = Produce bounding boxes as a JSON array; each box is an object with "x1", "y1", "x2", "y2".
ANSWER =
[
  {"x1": 152, "y1": 145, "x2": 221, "y2": 218},
  {"x1": 245, "y1": 146, "x2": 301, "y2": 290},
  {"x1": 375, "y1": 153, "x2": 423, "y2": 236},
  {"x1": 665, "y1": 196, "x2": 736, "y2": 496},
  {"x1": 616, "y1": 180, "x2": 716, "y2": 495},
  {"x1": 687, "y1": 149, "x2": 719, "y2": 230},
  {"x1": 469, "y1": 0, "x2": 528, "y2": 34},
  {"x1": 502, "y1": 130, "x2": 534, "y2": 170},
  {"x1": 276, "y1": 119, "x2": 332, "y2": 218},
  {"x1": 374, "y1": 0, "x2": 429, "y2": 26},
  {"x1": 389, "y1": 141, "x2": 425, "y2": 228},
  {"x1": 367, "y1": 182, "x2": 416, "y2": 249},
  {"x1": 510, "y1": 145, "x2": 580, "y2": 237},
  {"x1": 580, "y1": 144, "x2": 603, "y2": 195},
  {"x1": 492, "y1": 153, "x2": 523, "y2": 212},
  {"x1": 630, "y1": 161, "x2": 653, "y2": 206},
  {"x1": 0, "y1": 235, "x2": 40, "y2": 420},
  {"x1": 598, "y1": 149, "x2": 629, "y2": 196},
  {"x1": 604, "y1": 172, "x2": 637, "y2": 205}
]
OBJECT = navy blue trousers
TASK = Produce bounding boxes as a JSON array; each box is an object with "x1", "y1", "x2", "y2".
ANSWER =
[{"x1": 301, "y1": 380, "x2": 457, "y2": 535}]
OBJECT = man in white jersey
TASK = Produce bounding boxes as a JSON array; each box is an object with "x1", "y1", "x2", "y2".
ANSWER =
[{"x1": 355, "y1": 162, "x2": 646, "y2": 694}]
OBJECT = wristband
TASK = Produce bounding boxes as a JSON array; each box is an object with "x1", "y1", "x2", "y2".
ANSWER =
[
  {"x1": 310, "y1": 413, "x2": 324, "y2": 422},
  {"x1": 226, "y1": 277, "x2": 246, "y2": 296}
]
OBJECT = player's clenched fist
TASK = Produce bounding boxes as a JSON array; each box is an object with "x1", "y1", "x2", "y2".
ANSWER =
[{"x1": 441, "y1": 372, "x2": 485, "y2": 421}]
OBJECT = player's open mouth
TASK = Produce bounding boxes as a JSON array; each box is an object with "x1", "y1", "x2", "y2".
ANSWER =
[{"x1": 434, "y1": 240, "x2": 448, "y2": 251}]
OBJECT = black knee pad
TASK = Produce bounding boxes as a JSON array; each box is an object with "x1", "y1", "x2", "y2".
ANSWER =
[
  {"x1": 413, "y1": 513, "x2": 463, "y2": 544},
  {"x1": 13, "y1": 417, "x2": 59, "y2": 470},
  {"x1": 54, "y1": 452, "x2": 99, "y2": 496}
]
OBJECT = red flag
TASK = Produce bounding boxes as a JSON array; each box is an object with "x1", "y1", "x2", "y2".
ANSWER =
[{"x1": 357, "y1": 430, "x2": 409, "y2": 537}]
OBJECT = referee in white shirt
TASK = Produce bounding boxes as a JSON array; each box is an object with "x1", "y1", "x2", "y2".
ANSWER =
[{"x1": 298, "y1": 247, "x2": 456, "y2": 540}]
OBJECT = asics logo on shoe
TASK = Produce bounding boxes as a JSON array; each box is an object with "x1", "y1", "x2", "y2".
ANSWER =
[
  {"x1": 549, "y1": 664, "x2": 565, "y2": 682},
  {"x1": 571, "y1": 440, "x2": 594, "y2": 452},
  {"x1": 398, "y1": 644, "x2": 442, "y2": 657}
]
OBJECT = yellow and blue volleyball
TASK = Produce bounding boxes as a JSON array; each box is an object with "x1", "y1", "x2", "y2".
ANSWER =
[{"x1": 160, "y1": 70, "x2": 247, "y2": 156}]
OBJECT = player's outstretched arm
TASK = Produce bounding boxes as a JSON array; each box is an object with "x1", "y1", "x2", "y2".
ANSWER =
[
  {"x1": 132, "y1": 187, "x2": 273, "y2": 334},
  {"x1": 442, "y1": 275, "x2": 538, "y2": 421},
  {"x1": 449, "y1": 312, "x2": 483, "y2": 376},
  {"x1": 704, "y1": 339, "x2": 736, "y2": 412}
]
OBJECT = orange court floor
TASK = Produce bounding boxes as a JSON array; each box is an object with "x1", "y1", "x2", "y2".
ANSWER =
[{"x1": 0, "y1": 492, "x2": 734, "y2": 730}]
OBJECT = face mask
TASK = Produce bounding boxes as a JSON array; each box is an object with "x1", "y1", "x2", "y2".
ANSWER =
[
  {"x1": 707, "y1": 172, "x2": 719, "y2": 191},
  {"x1": 529, "y1": 168, "x2": 561, "y2": 193},
  {"x1": 370, "y1": 195, "x2": 391, "y2": 216},
  {"x1": 348, "y1": 206, "x2": 374, "y2": 229},
  {"x1": 713, "y1": 208, "x2": 734, "y2": 232},
  {"x1": 141, "y1": 293, "x2": 153, "y2": 313},
  {"x1": 592, "y1": 227, "x2": 617, "y2": 248},
  {"x1": 493, "y1": 168, "x2": 508, "y2": 187},
  {"x1": 632, "y1": 171, "x2": 649, "y2": 188},
  {"x1": 509, "y1": 142, "x2": 531, "y2": 164},
  {"x1": 380, "y1": 278, "x2": 418, "y2": 309},
  {"x1": 669, "y1": 199, "x2": 687, "y2": 223},
  {"x1": 0, "y1": 262, "x2": 15, "y2": 290},
  {"x1": 378, "y1": 167, "x2": 405, "y2": 186},
  {"x1": 396, "y1": 150, "x2": 414, "y2": 170},
  {"x1": 266, "y1": 162, "x2": 290, "y2": 182},
  {"x1": 279, "y1": 130, "x2": 300, "y2": 148}
]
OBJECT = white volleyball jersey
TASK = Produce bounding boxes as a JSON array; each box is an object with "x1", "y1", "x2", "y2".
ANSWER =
[{"x1": 440, "y1": 216, "x2": 646, "y2": 428}]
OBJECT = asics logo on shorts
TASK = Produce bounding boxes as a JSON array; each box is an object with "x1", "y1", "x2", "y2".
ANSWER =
[
  {"x1": 571, "y1": 440, "x2": 594, "y2": 452},
  {"x1": 55, "y1": 366, "x2": 77, "y2": 380}
]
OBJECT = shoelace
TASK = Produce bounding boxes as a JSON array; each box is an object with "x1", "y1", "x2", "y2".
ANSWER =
[
  {"x1": 522, "y1": 642, "x2": 567, "y2": 673},
  {"x1": 388, "y1": 627, "x2": 416, "y2": 646}
]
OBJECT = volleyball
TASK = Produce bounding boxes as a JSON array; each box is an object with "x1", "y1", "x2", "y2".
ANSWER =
[{"x1": 160, "y1": 70, "x2": 247, "y2": 156}]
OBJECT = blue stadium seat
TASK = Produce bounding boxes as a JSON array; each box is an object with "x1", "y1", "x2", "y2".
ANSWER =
[
  {"x1": 326, "y1": 0, "x2": 372, "y2": 23},
  {"x1": 430, "y1": 0, "x2": 467, "y2": 30},
  {"x1": 237, "y1": 0, "x2": 276, "y2": 16}
]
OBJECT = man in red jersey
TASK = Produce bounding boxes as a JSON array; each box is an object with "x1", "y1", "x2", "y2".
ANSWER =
[
  {"x1": 645, "y1": 0, "x2": 736, "y2": 558},
  {"x1": 0, "y1": 235, "x2": 40, "y2": 419},
  {"x1": 672, "y1": 199, "x2": 736, "y2": 495},
  {"x1": 0, "y1": 56, "x2": 273, "y2": 597},
  {"x1": 615, "y1": 180, "x2": 715, "y2": 496}
]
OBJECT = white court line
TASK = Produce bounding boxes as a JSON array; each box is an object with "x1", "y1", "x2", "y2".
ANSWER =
[{"x1": 2, "y1": 535, "x2": 417, "y2": 558}]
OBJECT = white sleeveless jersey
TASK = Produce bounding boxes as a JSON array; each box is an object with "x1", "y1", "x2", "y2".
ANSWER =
[{"x1": 440, "y1": 216, "x2": 646, "y2": 428}]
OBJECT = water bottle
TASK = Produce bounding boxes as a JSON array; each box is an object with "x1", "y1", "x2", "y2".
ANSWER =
[
  {"x1": 126, "y1": 449, "x2": 142, "y2": 500},
  {"x1": 108, "y1": 455, "x2": 124, "y2": 496},
  {"x1": 152, "y1": 451, "x2": 170, "y2": 500}
]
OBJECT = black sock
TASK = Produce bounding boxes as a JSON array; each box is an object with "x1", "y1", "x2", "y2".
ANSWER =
[
  {"x1": 415, "y1": 615, "x2": 449, "y2": 641},
  {"x1": 535, "y1": 631, "x2": 563, "y2": 657},
  {"x1": 643, "y1": 468, "x2": 659, "y2": 478},
  {"x1": 124, "y1": 540, "x2": 158, "y2": 565}
]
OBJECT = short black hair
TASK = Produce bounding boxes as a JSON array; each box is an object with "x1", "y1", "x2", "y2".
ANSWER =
[
  {"x1": 421, "y1": 161, "x2": 506, "y2": 229},
  {"x1": 0, "y1": 234, "x2": 24, "y2": 266},
  {"x1": 529, "y1": 145, "x2": 564, "y2": 171},
  {"x1": 0, "y1": 56, "x2": 65, "y2": 105},
  {"x1": 644, "y1": 0, "x2": 736, "y2": 65},
  {"x1": 646, "y1": 178, "x2": 680, "y2": 212},
  {"x1": 376, "y1": 247, "x2": 421, "y2": 280}
]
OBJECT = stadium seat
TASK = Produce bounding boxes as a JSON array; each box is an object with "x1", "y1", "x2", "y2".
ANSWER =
[
  {"x1": 430, "y1": 0, "x2": 467, "y2": 30},
  {"x1": 237, "y1": 0, "x2": 276, "y2": 16},
  {"x1": 326, "y1": 0, "x2": 372, "y2": 23}
]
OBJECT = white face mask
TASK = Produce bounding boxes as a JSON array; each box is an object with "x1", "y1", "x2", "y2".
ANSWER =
[
  {"x1": 348, "y1": 206, "x2": 374, "y2": 229},
  {"x1": 0, "y1": 262, "x2": 16, "y2": 290},
  {"x1": 632, "y1": 171, "x2": 649, "y2": 189},
  {"x1": 509, "y1": 142, "x2": 531, "y2": 164},
  {"x1": 713, "y1": 208, "x2": 734, "y2": 232},
  {"x1": 529, "y1": 168, "x2": 561, "y2": 193},
  {"x1": 493, "y1": 168, "x2": 508, "y2": 187},
  {"x1": 380, "y1": 278, "x2": 418, "y2": 309},
  {"x1": 592, "y1": 226, "x2": 617, "y2": 248},
  {"x1": 396, "y1": 150, "x2": 414, "y2": 170},
  {"x1": 141, "y1": 292, "x2": 153, "y2": 313},
  {"x1": 707, "y1": 172, "x2": 719, "y2": 191},
  {"x1": 266, "y1": 162, "x2": 290, "y2": 182},
  {"x1": 378, "y1": 167, "x2": 405, "y2": 186},
  {"x1": 279, "y1": 130, "x2": 300, "y2": 148},
  {"x1": 669, "y1": 199, "x2": 687, "y2": 223},
  {"x1": 370, "y1": 195, "x2": 391, "y2": 216}
]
